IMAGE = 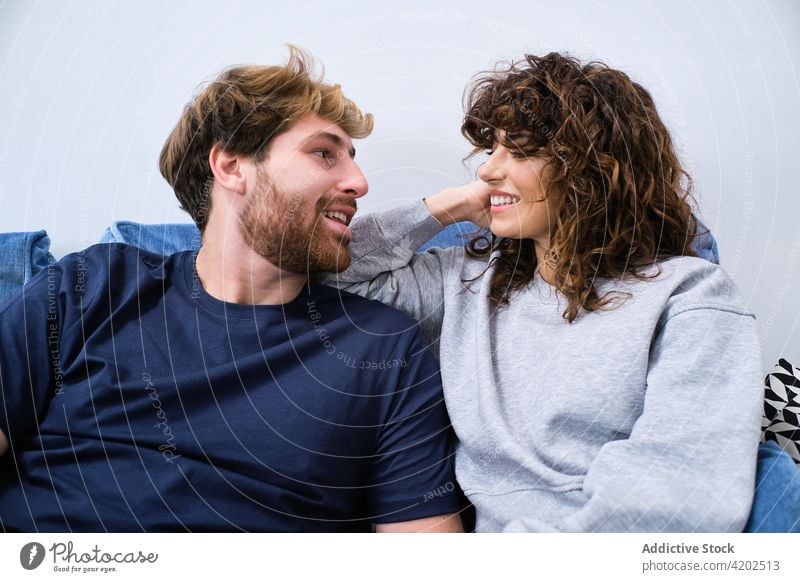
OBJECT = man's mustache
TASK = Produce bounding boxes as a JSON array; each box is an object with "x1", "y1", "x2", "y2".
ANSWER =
[{"x1": 318, "y1": 197, "x2": 357, "y2": 213}]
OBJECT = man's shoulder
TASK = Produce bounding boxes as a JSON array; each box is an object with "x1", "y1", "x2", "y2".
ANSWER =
[
  {"x1": 48, "y1": 244, "x2": 189, "y2": 301},
  {"x1": 57, "y1": 243, "x2": 190, "y2": 280},
  {"x1": 63, "y1": 243, "x2": 182, "y2": 268},
  {"x1": 315, "y1": 283, "x2": 426, "y2": 334}
]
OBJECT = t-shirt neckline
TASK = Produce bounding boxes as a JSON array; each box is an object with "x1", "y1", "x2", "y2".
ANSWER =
[{"x1": 178, "y1": 251, "x2": 314, "y2": 321}]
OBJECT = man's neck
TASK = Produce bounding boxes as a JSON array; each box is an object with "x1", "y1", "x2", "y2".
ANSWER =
[{"x1": 195, "y1": 227, "x2": 308, "y2": 306}]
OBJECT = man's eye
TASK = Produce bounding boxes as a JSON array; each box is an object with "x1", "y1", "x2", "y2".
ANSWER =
[{"x1": 312, "y1": 150, "x2": 336, "y2": 167}]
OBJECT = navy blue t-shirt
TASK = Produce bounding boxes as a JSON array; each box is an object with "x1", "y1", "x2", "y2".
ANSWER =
[{"x1": 0, "y1": 245, "x2": 460, "y2": 531}]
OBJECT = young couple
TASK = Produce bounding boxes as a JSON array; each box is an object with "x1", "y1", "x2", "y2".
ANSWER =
[{"x1": 0, "y1": 47, "x2": 762, "y2": 532}]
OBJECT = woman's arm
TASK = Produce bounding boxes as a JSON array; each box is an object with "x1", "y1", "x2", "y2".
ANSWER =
[
  {"x1": 324, "y1": 182, "x2": 492, "y2": 347},
  {"x1": 507, "y1": 268, "x2": 764, "y2": 532}
]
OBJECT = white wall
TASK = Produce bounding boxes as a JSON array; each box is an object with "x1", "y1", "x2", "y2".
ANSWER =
[{"x1": 1, "y1": 0, "x2": 799, "y2": 369}]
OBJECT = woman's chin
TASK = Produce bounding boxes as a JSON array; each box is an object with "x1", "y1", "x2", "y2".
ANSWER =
[{"x1": 488, "y1": 223, "x2": 523, "y2": 240}]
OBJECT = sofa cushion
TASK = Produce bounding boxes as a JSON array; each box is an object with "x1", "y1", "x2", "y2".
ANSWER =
[
  {"x1": 98, "y1": 218, "x2": 720, "y2": 263},
  {"x1": 97, "y1": 221, "x2": 199, "y2": 255},
  {"x1": 763, "y1": 358, "x2": 800, "y2": 465},
  {"x1": 0, "y1": 231, "x2": 54, "y2": 305},
  {"x1": 745, "y1": 441, "x2": 800, "y2": 532}
]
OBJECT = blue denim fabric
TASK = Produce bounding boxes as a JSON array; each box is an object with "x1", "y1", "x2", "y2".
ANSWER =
[
  {"x1": 98, "y1": 221, "x2": 475, "y2": 253},
  {"x1": 98, "y1": 221, "x2": 200, "y2": 255},
  {"x1": 421, "y1": 220, "x2": 720, "y2": 264},
  {"x1": 98, "y1": 217, "x2": 720, "y2": 264},
  {"x1": 0, "y1": 230, "x2": 54, "y2": 305},
  {"x1": 419, "y1": 221, "x2": 478, "y2": 251},
  {"x1": 695, "y1": 219, "x2": 719, "y2": 264},
  {"x1": 100, "y1": 221, "x2": 478, "y2": 254},
  {"x1": 745, "y1": 441, "x2": 800, "y2": 532}
]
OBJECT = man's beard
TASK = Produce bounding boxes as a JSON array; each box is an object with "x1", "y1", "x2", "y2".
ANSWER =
[{"x1": 238, "y1": 171, "x2": 354, "y2": 274}]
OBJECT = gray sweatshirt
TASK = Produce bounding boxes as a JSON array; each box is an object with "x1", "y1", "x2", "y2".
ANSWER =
[{"x1": 325, "y1": 201, "x2": 764, "y2": 532}]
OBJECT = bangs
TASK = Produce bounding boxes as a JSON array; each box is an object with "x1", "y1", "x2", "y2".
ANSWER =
[{"x1": 462, "y1": 74, "x2": 558, "y2": 158}]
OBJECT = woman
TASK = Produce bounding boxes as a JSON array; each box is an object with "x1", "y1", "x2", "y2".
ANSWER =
[{"x1": 327, "y1": 53, "x2": 763, "y2": 532}]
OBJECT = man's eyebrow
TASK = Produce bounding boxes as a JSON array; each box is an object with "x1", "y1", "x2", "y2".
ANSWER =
[{"x1": 307, "y1": 131, "x2": 356, "y2": 159}]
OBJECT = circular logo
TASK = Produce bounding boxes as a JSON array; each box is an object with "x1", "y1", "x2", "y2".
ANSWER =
[{"x1": 20, "y1": 542, "x2": 46, "y2": 570}]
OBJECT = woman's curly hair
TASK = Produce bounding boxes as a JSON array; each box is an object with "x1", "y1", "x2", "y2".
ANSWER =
[{"x1": 462, "y1": 52, "x2": 699, "y2": 322}]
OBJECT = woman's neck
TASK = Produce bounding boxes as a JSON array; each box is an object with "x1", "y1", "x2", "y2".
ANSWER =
[{"x1": 534, "y1": 241, "x2": 556, "y2": 285}]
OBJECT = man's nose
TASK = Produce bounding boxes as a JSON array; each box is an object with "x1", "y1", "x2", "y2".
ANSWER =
[{"x1": 340, "y1": 160, "x2": 369, "y2": 198}]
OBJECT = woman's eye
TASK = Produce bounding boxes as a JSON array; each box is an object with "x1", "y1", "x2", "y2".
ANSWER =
[{"x1": 485, "y1": 149, "x2": 494, "y2": 156}]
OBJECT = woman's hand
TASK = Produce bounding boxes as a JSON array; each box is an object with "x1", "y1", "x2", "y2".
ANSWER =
[{"x1": 424, "y1": 181, "x2": 493, "y2": 228}]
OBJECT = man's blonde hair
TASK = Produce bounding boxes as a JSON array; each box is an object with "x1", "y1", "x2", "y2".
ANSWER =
[{"x1": 159, "y1": 45, "x2": 373, "y2": 231}]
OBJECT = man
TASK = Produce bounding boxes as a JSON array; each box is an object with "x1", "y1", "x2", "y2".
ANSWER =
[{"x1": 0, "y1": 47, "x2": 462, "y2": 532}]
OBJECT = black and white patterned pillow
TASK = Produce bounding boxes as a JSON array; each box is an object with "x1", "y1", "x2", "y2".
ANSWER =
[{"x1": 763, "y1": 358, "x2": 800, "y2": 465}]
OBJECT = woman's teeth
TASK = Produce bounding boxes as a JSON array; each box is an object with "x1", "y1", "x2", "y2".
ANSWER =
[{"x1": 491, "y1": 195, "x2": 519, "y2": 206}]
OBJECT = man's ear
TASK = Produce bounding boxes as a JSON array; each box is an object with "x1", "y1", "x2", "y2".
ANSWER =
[{"x1": 208, "y1": 144, "x2": 248, "y2": 196}]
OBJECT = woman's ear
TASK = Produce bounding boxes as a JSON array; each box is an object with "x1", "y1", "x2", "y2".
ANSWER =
[{"x1": 208, "y1": 144, "x2": 247, "y2": 196}]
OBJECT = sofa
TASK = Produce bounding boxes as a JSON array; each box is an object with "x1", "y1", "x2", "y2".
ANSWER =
[{"x1": 0, "y1": 222, "x2": 797, "y2": 532}]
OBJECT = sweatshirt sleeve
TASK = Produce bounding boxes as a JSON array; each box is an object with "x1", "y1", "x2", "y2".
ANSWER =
[
  {"x1": 323, "y1": 200, "x2": 457, "y2": 348},
  {"x1": 506, "y1": 267, "x2": 764, "y2": 532}
]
